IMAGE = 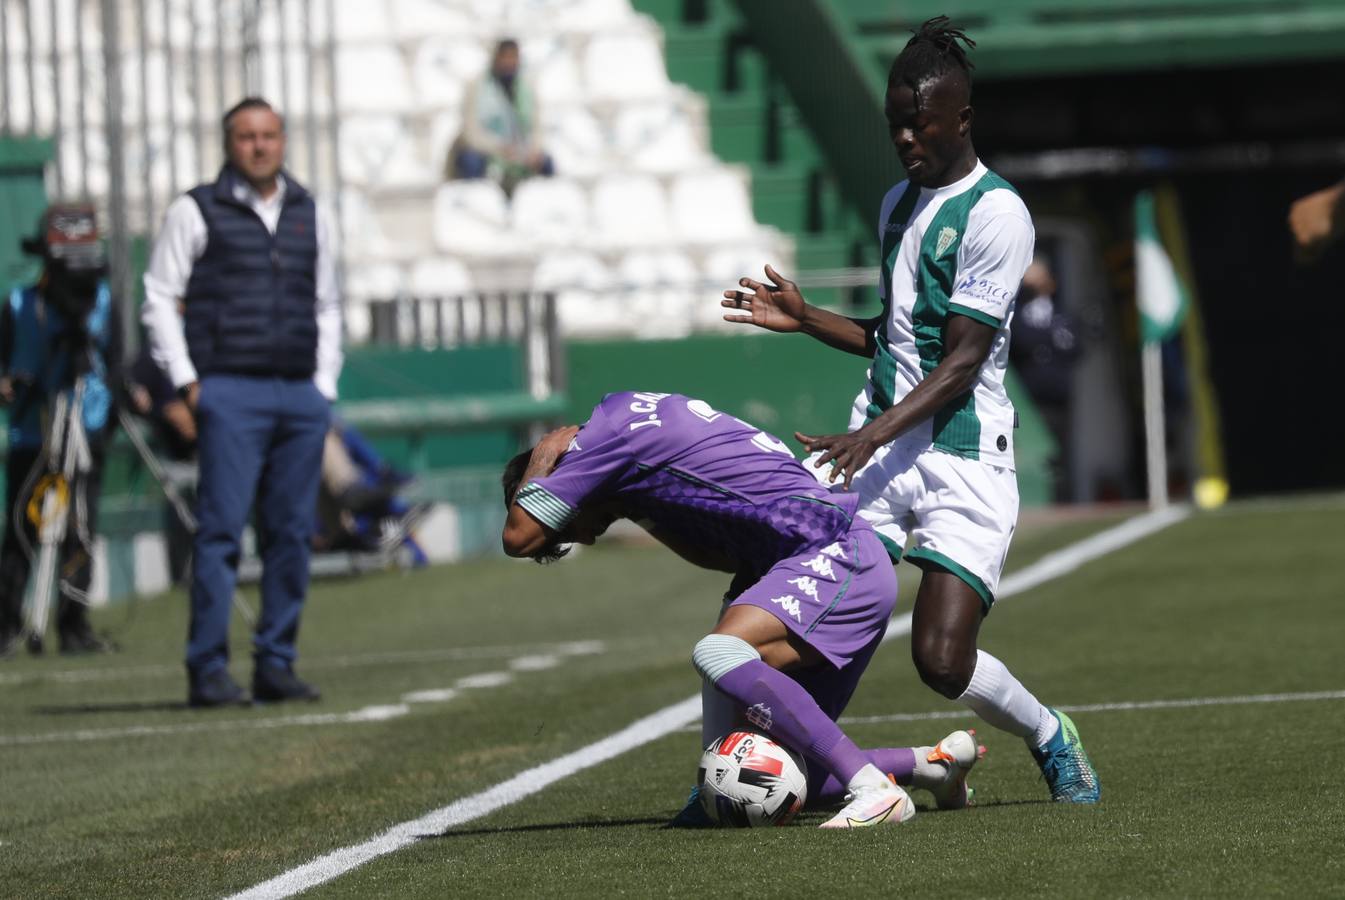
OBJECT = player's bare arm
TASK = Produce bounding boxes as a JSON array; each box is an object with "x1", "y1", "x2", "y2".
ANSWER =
[
  {"x1": 722, "y1": 264, "x2": 879, "y2": 358},
  {"x1": 502, "y1": 425, "x2": 579, "y2": 557},
  {"x1": 797, "y1": 314, "x2": 997, "y2": 489}
]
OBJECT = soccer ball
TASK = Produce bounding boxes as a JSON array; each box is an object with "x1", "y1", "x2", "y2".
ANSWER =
[{"x1": 698, "y1": 731, "x2": 808, "y2": 827}]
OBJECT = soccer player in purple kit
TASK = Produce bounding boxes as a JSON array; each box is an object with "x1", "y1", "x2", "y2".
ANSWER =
[{"x1": 501, "y1": 390, "x2": 982, "y2": 829}]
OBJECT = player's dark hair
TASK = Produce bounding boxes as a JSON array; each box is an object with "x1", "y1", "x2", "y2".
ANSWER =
[
  {"x1": 494, "y1": 38, "x2": 520, "y2": 57},
  {"x1": 222, "y1": 96, "x2": 284, "y2": 136},
  {"x1": 886, "y1": 16, "x2": 975, "y2": 111},
  {"x1": 501, "y1": 447, "x2": 571, "y2": 564}
]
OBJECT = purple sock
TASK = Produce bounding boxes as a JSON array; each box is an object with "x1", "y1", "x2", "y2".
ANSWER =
[
  {"x1": 715, "y1": 659, "x2": 871, "y2": 786},
  {"x1": 811, "y1": 748, "x2": 918, "y2": 804}
]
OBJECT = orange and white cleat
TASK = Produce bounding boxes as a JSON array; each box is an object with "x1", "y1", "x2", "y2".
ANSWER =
[
  {"x1": 819, "y1": 778, "x2": 915, "y2": 829},
  {"x1": 927, "y1": 729, "x2": 987, "y2": 810}
]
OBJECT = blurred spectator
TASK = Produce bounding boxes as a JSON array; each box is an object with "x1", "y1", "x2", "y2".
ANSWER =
[
  {"x1": 0, "y1": 204, "x2": 121, "y2": 656},
  {"x1": 142, "y1": 96, "x2": 340, "y2": 707},
  {"x1": 1009, "y1": 259, "x2": 1080, "y2": 502},
  {"x1": 127, "y1": 337, "x2": 197, "y2": 462},
  {"x1": 314, "y1": 420, "x2": 430, "y2": 565},
  {"x1": 124, "y1": 338, "x2": 199, "y2": 584},
  {"x1": 1288, "y1": 179, "x2": 1345, "y2": 263},
  {"x1": 447, "y1": 38, "x2": 555, "y2": 193}
]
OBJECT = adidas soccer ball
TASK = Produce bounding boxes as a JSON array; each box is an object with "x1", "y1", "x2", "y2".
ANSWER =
[{"x1": 698, "y1": 731, "x2": 808, "y2": 827}]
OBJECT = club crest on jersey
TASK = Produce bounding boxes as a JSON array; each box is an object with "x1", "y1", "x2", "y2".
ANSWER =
[
  {"x1": 746, "y1": 702, "x2": 773, "y2": 731},
  {"x1": 936, "y1": 226, "x2": 959, "y2": 257}
]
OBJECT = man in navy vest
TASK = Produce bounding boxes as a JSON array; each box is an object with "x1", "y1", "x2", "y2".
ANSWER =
[
  {"x1": 142, "y1": 97, "x2": 343, "y2": 707},
  {"x1": 0, "y1": 204, "x2": 122, "y2": 657}
]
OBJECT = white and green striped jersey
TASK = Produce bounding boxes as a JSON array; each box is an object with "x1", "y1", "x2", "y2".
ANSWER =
[{"x1": 864, "y1": 160, "x2": 1034, "y2": 469}]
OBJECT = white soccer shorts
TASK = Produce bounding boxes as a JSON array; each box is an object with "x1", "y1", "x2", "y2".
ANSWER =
[{"x1": 807, "y1": 396, "x2": 1019, "y2": 609}]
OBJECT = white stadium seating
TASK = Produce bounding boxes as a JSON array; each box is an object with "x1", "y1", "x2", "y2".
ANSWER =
[{"x1": 27, "y1": 0, "x2": 793, "y2": 342}]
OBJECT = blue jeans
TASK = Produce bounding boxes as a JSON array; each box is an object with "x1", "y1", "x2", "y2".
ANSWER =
[
  {"x1": 186, "y1": 374, "x2": 329, "y2": 676},
  {"x1": 454, "y1": 147, "x2": 555, "y2": 179}
]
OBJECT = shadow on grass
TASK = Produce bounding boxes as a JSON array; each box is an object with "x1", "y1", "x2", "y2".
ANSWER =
[
  {"x1": 426, "y1": 816, "x2": 670, "y2": 838},
  {"x1": 31, "y1": 699, "x2": 190, "y2": 715}
]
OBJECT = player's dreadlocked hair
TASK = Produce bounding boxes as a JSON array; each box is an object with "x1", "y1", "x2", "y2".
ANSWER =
[
  {"x1": 501, "y1": 448, "x2": 571, "y2": 564},
  {"x1": 886, "y1": 16, "x2": 976, "y2": 111}
]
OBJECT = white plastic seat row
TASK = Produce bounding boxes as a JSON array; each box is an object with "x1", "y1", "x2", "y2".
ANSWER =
[{"x1": 428, "y1": 170, "x2": 761, "y2": 255}]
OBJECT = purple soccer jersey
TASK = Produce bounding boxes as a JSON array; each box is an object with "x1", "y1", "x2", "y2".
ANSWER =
[
  {"x1": 517, "y1": 393, "x2": 896, "y2": 676},
  {"x1": 517, "y1": 392, "x2": 861, "y2": 573}
]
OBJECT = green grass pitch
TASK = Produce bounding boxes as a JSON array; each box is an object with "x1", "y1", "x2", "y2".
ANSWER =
[{"x1": 2, "y1": 496, "x2": 1342, "y2": 898}]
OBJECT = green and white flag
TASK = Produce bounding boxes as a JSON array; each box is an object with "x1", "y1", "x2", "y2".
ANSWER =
[{"x1": 1134, "y1": 189, "x2": 1190, "y2": 344}]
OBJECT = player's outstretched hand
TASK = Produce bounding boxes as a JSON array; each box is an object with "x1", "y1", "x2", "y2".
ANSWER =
[
  {"x1": 795, "y1": 428, "x2": 879, "y2": 491},
  {"x1": 722, "y1": 265, "x2": 807, "y2": 333}
]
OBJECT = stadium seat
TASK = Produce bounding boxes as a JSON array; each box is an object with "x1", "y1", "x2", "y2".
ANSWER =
[
  {"x1": 336, "y1": 46, "x2": 414, "y2": 113},
  {"x1": 345, "y1": 262, "x2": 406, "y2": 304},
  {"x1": 615, "y1": 249, "x2": 699, "y2": 339},
  {"x1": 393, "y1": 0, "x2": 478, "y2": 41},
  {"x1": 549, "y1": 0, "x2": 637, "y2": 34},
  {"x1": 590, "y1": 174, "x2": 671, "y2": 248},
  {"x1": 334, "y1": 2, "x2": 395, "y2": 42},
  {"x1": 411, "y1": 36, "x2": 484, "y2": 108},
  {"x1": 532, "y1": 251, "x2": 622, "y2": 337},
  {"x1": 432, "y1": 180, "x2": 517, "y2": 256},
  {"x1": 511, "y1": 178, "x2": 590, "y2": 247},
  {"x1": 612, "y1": 95, "x2": 709, "y2": 174},
  {"x1": 531, "y1": 44, "x2": 586, "y2": 107},
  {"x1": 670, "y1": 170, "x2": 757, "y2": 244},
  {"x1": 409, "y1": 257, "x2": 475, "y2": 299},
  {"x1": 702, "y1": 244, "x2": 782, "y2": 289},
  {"x1": 542, "y1": 105, "x2": 607, "y2": 178},
  {"x1": 583, "y1": 31, "x2": 671, "y2": 103},
  {"x1": 339, "y1": 115, "x2": 437, "y2": 190},
  {"x1": 336, "y1": 189, "x2": 396, "y2": 263}
]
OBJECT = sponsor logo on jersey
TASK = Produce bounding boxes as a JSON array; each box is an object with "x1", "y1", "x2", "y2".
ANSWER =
[
  {"x1": 770, "y1": 595, "x2": 803, "y2": 622},
  {"x1": 955, "y1": 273, "x2": 1015, "y2": 306},
  {"x1": 801, "y1": 554, "x2": 836, "y2": 580},
  {"x1": 787, "y1": 576, "x2": 821, "y2": 602},
  {"x1": 936, "y1": 226, "x2": 959, "y2": 257}
]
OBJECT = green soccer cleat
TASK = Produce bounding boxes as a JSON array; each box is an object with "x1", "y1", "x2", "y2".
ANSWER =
[
  {"x1": 1031, "y1": 710, "x2": 1100, "y2": 803},
  {"x1": 667, "y1": 785, "x2": 716, "y2": 828}
]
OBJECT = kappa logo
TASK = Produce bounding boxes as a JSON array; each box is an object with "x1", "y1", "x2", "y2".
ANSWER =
[
  {"x1": 787, "y1": 576, "x2": 821, "y2": 602},
  {"x1": 770, "y1": 595, "x2": 803, "y2": 622},
  {"x1": 801, "y1": 554, "x2": 836, "y2": 580},
  {"x1": 936, "y1": 226, "x2": 959, "y2": 257},
  {"x1": 567, "y1": 436, "x2": 582, "y2": 453},
  {"x1": 820, "y1": 542, "x2": 848, "y2": 561},
  {"x1": 746, "y1": 702, "x2": 774, "y2": 731}
]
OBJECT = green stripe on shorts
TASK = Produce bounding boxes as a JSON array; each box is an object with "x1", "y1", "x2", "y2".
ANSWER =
[{"x1": 906, "y1": 546, "x2": 994, "y2": 612}]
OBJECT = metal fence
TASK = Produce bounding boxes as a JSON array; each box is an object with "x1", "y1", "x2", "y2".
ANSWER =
[
  {"x1": 365, "y1": 291, "x2": 567, "y2": 401},
  {"x1": 0, "y1": 0, "x2": 345, "y2": 345}
]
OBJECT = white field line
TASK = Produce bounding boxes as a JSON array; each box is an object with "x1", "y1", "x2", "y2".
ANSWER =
[
  {"x1": 7, "y1": 652, "x2": 596, "y2": 746},
  {"x1": 0, "y1": 639, "x2": 608, "y2": 687},
  {"x1": 0, "y1": 705, "x2": 410, "y2": 747},
  {"x1": 838, "y1": 689, "x2": 1345, "y2": 726},
  {"x1": 226, "y1": 696, "x2": 703, "y2": 900},
  {"x1": 228, "y1": 506, "x2": 1187, "y2": 900}
]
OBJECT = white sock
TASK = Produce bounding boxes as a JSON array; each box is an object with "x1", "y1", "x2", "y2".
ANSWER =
[
  {"x1": 846, "y1": 763, "x2": 894, "y2": 794},
  {"x1": 700, "y1": 677, "x2": 742, "y2": 748},
  {"x1": 957, "y1": 650, "x2": 1058, "y2": 746}
]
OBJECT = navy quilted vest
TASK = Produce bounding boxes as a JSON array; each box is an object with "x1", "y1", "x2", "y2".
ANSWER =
[{"x1": 184, "y1": 166, "x2": 319, "y2": 378}]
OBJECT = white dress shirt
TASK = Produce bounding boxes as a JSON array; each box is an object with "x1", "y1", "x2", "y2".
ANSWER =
[{"x1": 141, "y1": 174, "x2": 344, "y2": 400}]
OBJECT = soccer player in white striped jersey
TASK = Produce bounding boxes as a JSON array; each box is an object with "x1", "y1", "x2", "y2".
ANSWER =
[{"x1": 722, "y1": 17, "x2": 1099, "y2": 804}]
